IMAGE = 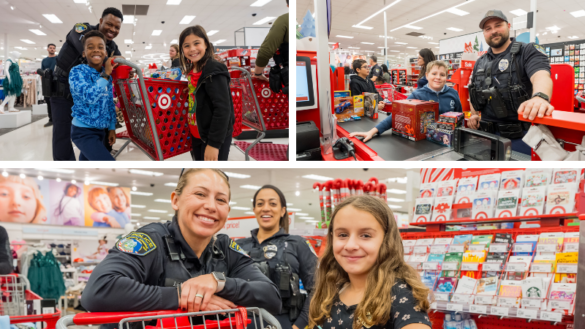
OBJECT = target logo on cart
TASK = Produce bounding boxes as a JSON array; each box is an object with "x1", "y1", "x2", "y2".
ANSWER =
[
  {"x1": 158, "y1": 94, "x2": 171, "y2": 109},
  {"x1": 261, "y1": 88, "x2": 272, "y2": 98}
]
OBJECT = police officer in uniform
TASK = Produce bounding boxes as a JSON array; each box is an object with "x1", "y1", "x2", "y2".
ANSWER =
[
  {"x1": 82, "y1": 169, "x2": 281, "y2": 318},
  {"x1": 237, "y1": 185, "x2": 317, "y2": 329},
  {"x1": 51, "y1": 7, "x2": 123, "y2": 160},
  {"x1": 367, "y1": 55, "x2": 383, "y2": 84},
  {"x1": 468, "y1": 10, "x2": 554, "y2": 155}
]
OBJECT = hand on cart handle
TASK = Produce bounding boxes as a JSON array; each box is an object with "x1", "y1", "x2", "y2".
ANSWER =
[
  {"x1": 106, "y1": 51, "x2": 125, "y2": 76},
  {"x1": 518, "y1": 96, "x2": 554, "y2": 121},
  {"x1": 180, "y1": 273, "x2": 220, "y2": 312},
  {"x1": 252, "y1": 74, "x2": 269, "y2": 82}
]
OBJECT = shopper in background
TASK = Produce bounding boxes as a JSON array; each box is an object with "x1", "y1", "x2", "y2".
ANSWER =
[
  {"x1": 237, "y1": 185, "x2": 318, "y2": 329},
  {"x1": 41, "y1": 43, "x2": 57, "y2": 128},
  {"x1": 170, "y1": 44, "x2": 181, "y2": 68},
  {"x1": 0, "y1": 175, "x2": 46, "y2": 224},
  {"x1": 69, "y1": 31, "x2": 120, "y2": 161},
  {"x1": 253, "y1": 0, "x2": 289, "y2": 94},
  {"x1": 82, "y1": 169, "x2": 281, "y2": 315},
  {"x1": 180, "y1": 25, "x2": 235, "y2": 161},
  {"x1": 51, "y1": 7, "x2": 123, "y2": 161},
  {"x1": 381, "y1": 64, "x2": 391, "y2": 84},
  {"x1": 0, "y1": 226, "x2": 13, "y2": 274},
  {"x1": 367, "y1": 55, "x2": 383, "y2": 84},
  {"x1": 416, "y1": 49, "x2": 436, "y2": 89},
  {"x1": 349, "y1": 61, "x2": 461, "y2": 142},
  {"x1": 468, "y1": 9, "x2": 554, "y2": 155},
  {"x1": 308, "y1": 195, "x2": 432, "y2": 329},
  {"x1": 349, "y1": 59, "x2": 385, "y2": 111}
]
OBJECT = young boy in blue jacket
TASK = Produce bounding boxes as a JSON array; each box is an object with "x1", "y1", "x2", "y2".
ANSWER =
[
  {"x1": 350, "y1": 60, "x2": 462, "y2": 142},
  {"x1": 69, "y1": 30, "x2": 121, "y2": 161}
]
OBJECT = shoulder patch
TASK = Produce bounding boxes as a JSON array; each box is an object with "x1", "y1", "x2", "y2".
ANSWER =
[
  {"x1": 306, "y1": 240, "x2": 318, "y2": 256},
  {"x1": 75, "y1": 23, "x2": 88, "y2": 34},
  {"x1": 116, "y1": 232, "x2": 156, "y2": 256},
  {"x1": 229, "y1": 239, "x2": 249, "y2": 257},
  {"x1": 534, "y1": 44, "x2": 546, "y2": 55}
]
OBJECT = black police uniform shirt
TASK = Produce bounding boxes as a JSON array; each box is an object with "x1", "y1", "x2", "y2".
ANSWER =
[
  {"x1": 236, "y1": 228, "x2": 318, "y2": 329},
  {"x1": 320, "y1": 280, "x2": 431, "y2": 329},
  {"x1": 81, "y1": 219, "x2": 281, "y2": 314},
  {"x1": 55, "y1": 22, "x2": 121, "y2": 82},
  {"x1": 368, "y1": 64, "x2": 383, "y2": 82},
  {"x1": 470, "y1": 37, "x2": 550, "y2": 123}
]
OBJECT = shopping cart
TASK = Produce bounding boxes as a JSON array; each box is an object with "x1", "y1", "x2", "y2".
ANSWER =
[
  {"x1": 0, "y1": 274, "x2": 61, "y2": 329},
  {"x1": 57, "y1": 307, "x2": 281, "y2": 329},
  {"x1": 229, "y1": 67, "x2": 289, "y2": 161}
]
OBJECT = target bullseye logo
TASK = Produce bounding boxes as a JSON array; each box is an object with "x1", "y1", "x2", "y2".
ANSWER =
[
  {"x1": 523, "y1": 208, "x2": 538, "y2": 216},
  {"x1": 474, "y1": 211, "x2": 488, "y2": 219},
  {"x1": 498, "y1": 210, "x2": 513, "y2": 218},
  {"x1": 549, "y1": 206, "x2": 566, "y2": 214},
  {"x1": 261, "y1": 88, "x2": 271, "y2": 98},
  {"x1": 158, "y1": 94, "x2": 171, "y2": 109}
]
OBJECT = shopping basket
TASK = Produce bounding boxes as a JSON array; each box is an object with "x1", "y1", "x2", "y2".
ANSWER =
[
  {"x1": 229, "y1": 67, "x2": 288, "y2": 161},
  {"x1": 57, "y1": 307, "x2": 281, "y2": 329},
  {"x1": 0, "y1": 274, "x2": 61, "y2": 329}
]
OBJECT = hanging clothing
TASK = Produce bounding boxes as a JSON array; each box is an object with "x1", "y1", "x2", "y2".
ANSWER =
[{"x1": 27, "y1": 251, "x2": 66, "y2": 300}]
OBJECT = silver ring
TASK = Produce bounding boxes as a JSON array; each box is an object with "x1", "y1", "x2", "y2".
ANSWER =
[{"x1": 195, "y1": 294, "x2": 204, "y2": 298}]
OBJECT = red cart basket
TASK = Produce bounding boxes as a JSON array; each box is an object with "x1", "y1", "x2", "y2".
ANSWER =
[
  {"x1": 1, "y1": 274, "x2": 61, "y2": 329},
  {"x1": 229, "y1": 67, "x2": 289, "y2": 161},
  {"x1": 375, "y1": 83, "x2": 408, "y2": 114},
  {"x1": 57, "y1": 307, "x2": 281, "y2": 329}
]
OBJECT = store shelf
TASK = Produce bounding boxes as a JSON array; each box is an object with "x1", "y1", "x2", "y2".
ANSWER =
[{"x1": 410, "y1": 212, "x2": 578, "y2": 227}]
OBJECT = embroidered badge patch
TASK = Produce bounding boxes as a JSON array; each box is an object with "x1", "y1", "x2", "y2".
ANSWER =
[
  {"x1": 75, "y1": 23, "x2": 88, "y2": 34},
  {"x1": 229, "y1": 239, "x2": 249, "y2": 257},
  {"x1": 534, "y1": 44, "x2": 546, "y2": 55},
  {"x1": 116, "y1": 232, "x2": 156, "y2": 256},
  {"x1": 306, "y1": 240, "x2": 318, "y2": 256}
]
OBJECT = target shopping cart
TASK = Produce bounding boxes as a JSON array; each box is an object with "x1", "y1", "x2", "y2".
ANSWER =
[
  {"x1": 375, "y1": 83, "x2": 407, "y2": 114},
  {"x1": 0, "y1": 274, "x2": 61, "y2": 329},
  {"x1": 57, "y1": 307, "x2": 281, "y2": 329}
]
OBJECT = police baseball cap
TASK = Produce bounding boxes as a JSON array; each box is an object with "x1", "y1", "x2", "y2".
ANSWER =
[{"x1": 479, "y1": 10, "x2": 508, "y2": 29}]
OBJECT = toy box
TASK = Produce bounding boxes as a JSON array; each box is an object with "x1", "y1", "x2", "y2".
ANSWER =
[
  {"x1": 363, "y1": 92, "x2": 377, "y2": 118},
  {"x1": 353, "y1": 96, "x2": 365, "y2": 117},
  {"x1": 333, "y1": 91, "x2": 354, "y2": 121},
  {"x1": 425, "y1": 124, "x2": 454, "y2": 147},
  {"x1": 392, "y1": 99, "x2": 439, "y2": 141},
  {"x1": 439, "y1": 112, "x2": 464, "y2": 124},
  {"x1": 437, "y1": 122, "x2": 456, "y2": 131}
]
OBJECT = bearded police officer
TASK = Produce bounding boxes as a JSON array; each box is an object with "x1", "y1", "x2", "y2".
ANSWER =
[
  {"x1": 468, "y1": 10, "x2": 554, "y2": 155},
  {"x1": 367, "y1": 55, "x2": 383, "y2": 83},
  {"x1": 51, "y1": 7, "x2": 123, "y2": 160},
  {"x1": 237, "y1": 185, "x2": 318, "y2": 329}
]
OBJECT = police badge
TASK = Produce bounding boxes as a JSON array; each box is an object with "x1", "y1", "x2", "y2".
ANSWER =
[
  {"x1": 498, "y1": 59, "x2": 509, "y2": 72},
  {"x1": 263, "y1": 245, "x2": 278, "y2": 259}
]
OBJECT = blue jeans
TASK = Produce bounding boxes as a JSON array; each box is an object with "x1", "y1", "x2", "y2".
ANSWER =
[{"x1": 71, "y1": 125, "x2": 115, "y2": 161}]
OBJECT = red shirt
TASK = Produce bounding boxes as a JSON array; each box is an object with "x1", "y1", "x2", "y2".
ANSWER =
[{"x1": 187, "y1": 70, "x2": 202, "y2": 138}]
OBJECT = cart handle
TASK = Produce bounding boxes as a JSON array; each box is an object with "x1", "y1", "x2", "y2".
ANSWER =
[{"x1": 228, "y1": 66, "x2": 266, "y2": 132}]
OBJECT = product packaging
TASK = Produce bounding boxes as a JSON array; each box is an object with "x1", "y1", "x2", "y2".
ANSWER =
[
  {"x1": 413, "y1": 198, "x2": 434, "y2": 223},
  {"x1": 495, "y1": 189, "x2": 521, "y2": 218},
  {"x1": 538, "y1": 232, "x2": 565, "y2": 253},
  {"x1": 362, "y1": 92, "x2": 377, "y2": 118},
  {"x1": 455, "y1": 176, "x2": 479, "y2": 204},
  {"x1": 442, "y1": 252, "x2": 464, "y2": 277},
  {"x1": 425, "y1": 123, "x2": 455, "y2": 147},
  {"x1": 514, "y1": 235, "x2": 539, "y2": 256},
  {"x1": 500, "y1": 170, "x2": 524, "y2": 190},
  {"x1": 455, "y1": 275, "x2": 477, "y2": 295},
  {"x1": 333, "y1": 91, "x2": 355, "y2": 121},
  {"x1": 524, "y1": 169, "x2": 552, "y2": 188},
  {"x1": 478, "y1": 173, "x2": 502, "y2": 192},
  {"x1": 452, "y1": 234, "x2": 473, "y2": 251},
  {"x1": 437, "y1": 179, "x2": 458, "y2": 197},
  {"x1": 471, "y1": 191, "x2": 497, "y2": 219},
  {"x1": 520, "y1": 186, "x2": 547, "y2": 216},
  {"x1": 554, "y1": 252, "x2": 578, "y2": 283},
  {"x1": 546, "y1": 183, "x2": 578, "y2": 214},
  {"x1": 552, "y1": 168, "x2": 581, "y2": 184},
  {"x1": 498, "y1": 280, "x2": 522, "y2": 307},
  {"x1": 431, "y1": 195, "x2": 454, "y2": 222},
  {"x1": 392, "y1": 99, "x2": 439, "y2": 141},
  {"x1": 352, "y1": 96, "x2": 365, "y2": 117},
  {"x1": 419, "y1": 182, "x2": 438, "y2": 198},
  {"x1": 476, "y1": 276, "x2": 498, "y2": 295}
]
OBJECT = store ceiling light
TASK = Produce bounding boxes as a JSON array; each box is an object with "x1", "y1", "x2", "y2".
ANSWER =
[
  {"x1": 395, "y1": 42, "x2": 407, "y2": 45},
  {"x1": 251, "y1": 0, "x2": 271, "y2": 6},
  {"x1": 509, "y1": 9, "x2": 527, "y2": 16},
  {"x1": 125, "y1": 51, "x2": 132, "y2": 54},
  {"x1": 387, "y1": 188, "x2": 407, "y2": 194},
  {"x1": 388, "y1": 205, "x2": 401, "y2": 209},
  {"x1": 229, "y1": 201, "x2": 237, "y2": 205},
  {"x1": 232, "y1": 206, "x2": 251, "y2": 210},
  {"x1": 404, "y1": 25, "x2": 422, "y2": 30},
  {"x1": 302, "y1": 174, "x2": 333, "y2": 181},
  {"x1": 207, "y1": 30, "x2": 219, "y2": 36},
  {"x1": 164, "y1": 182, "x2": 178, "y2": 187},
  {"x1": 1, "y1": 171, "x2": 7, "y2": 177},
  {"x1": 348, "y1": 47, "x2": 360, "y2": 49},
  {"x1": 378, "y1": 47, "x2": 388, "y2": 49},
  {"x1": 74, "y1": 0, "x2": 87, "y2": 3},
  {"x1": 29, "y1": 30, "x2": 46, "y2": 36},
  {"x1": 20, "y1": 39, "x2": 34, "y2": 44},
  {"x1": 406, "y1": 46, "x2": 417, "y2": 49},
  {"x1": 391, "y1": 0, "x2": 476, "y2": 32},
  {"x1": 253, "y1": 17, "x2": 276, "y2": 25},
  {"x1": 129, "y1": 169, "x2": 163, "y2": 176},
  {"x1": 155, "y1": 199, "x2": 172, "y2": 203},
  {"x1": 568, "y1": 36, "x2": 579, "y2": 39},
  {"x1": 37, "y1": 176, "x2": 43, "y2": 180},
  {"x1": 89, "y1": 181, "x2": 119, "y2": 186},
  {"x1": 379, "y1": 36, "x2": 395, "y2": 39},
  {"x1": 354, "y1": 0, "x2": 401, "y2": 28},
  {"x1": 240, "y1": 185, "x2": 262, "y2": 190},
  {"x1": 336, "y1": 35, "x2": 354, "y2": 39},
  {"x1": 571, "y1": 10, "x2": 585, "y2": 18},
  {"x1": 214, "y1": 39, "x2": 226, "y2": 44},
  {"x1": 446, "y1": 8, "x2": 469, "y2": 16},
  {"x1": 34, "y1": 168, "x2": 75, "y2": 174},
  {"x1": 148, "y1": 209, "x2": 168, "y2": 213},
  {"x1": 428, "y1": 42, "x2": 439, "y2": 45},
  {"x1": 131, "y1": 191, "x2": 154, "y2": 196},
  {"x1": 152, "y1": 30, "x2": 162, "y2": 36},
  {"x1": 170, "y1": 39, "x2": 178, "y2": 44},
  {"x1": 143, "y1": 217, "x2": 160, "y2": 220},
  {"x1": 295, "y1": 213, "x2": 308, "y2": 216},
  {"x1": 387, "y1": 198, "x2": 404, "y2": 202},
  {"x1": 300, "y1": 217, "x2": 315, "y2": 220},
  {"x1": 305, "y1": 220, "x2": 319, "y2": 223},
  {"x1": 447, "y1": 27, "x2": 463, "y2": 32},
  {"x1": 546, "y1": 25, "x2": 561, "y2": 32},
  {"x1": 123, "y1": 15, "x2": 135, "y2": 24},
  {"x1": 43, "y1": 14, "x2": 63, "y2": 24},
  {"x1": 390, "y1": 50, "x2": 400, "y2": 52},
  {"x1": 167, "y1": 0, "x2": 182, "y2": 4},
  {"x1": 388, "y1": 177, "x2": 408, "y2": 183},
  {"x1": 124, "y1": 39, "x2": 134, "y2": 44},
  {"x1": 131, "y1": 213, "x2": 141, "y2": 216},
  {"x1": 288, "y1": 208, "x2": 302, "y2": 211},
  {"x1": 352, "y1": 25, "x2": 373, "y2": 30},
  {"x1": 180, "y1": 15, "x2": 196, "y2": 24},
  {"x1": 361, "y1": 42, "x2": 375, "y2": 45}
]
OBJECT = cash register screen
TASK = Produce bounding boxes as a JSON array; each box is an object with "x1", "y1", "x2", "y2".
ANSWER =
[
  {"x1": 296, "y1": 56, "x2": 315, "y2": 108},
  {"x1": 459, "y1": 132, "x2": 496, "y2": 161}
]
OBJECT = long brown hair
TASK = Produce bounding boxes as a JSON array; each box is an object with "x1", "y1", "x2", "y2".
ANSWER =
[
  {"x1": 418, "y1": 48, "x2": 436, "y2": 77},
  {"x1": 308, "y1": 195, "x2": 431, "y2": 329},
  {"x1": 178, "y1": 25, "x2": 215, "y2": 73},
  {"x1": 170, "y1": 44, "x2": 180, "y2": 60},
  {"x1": 252, "y1": 185, "x2": 289, "y2": 233}
]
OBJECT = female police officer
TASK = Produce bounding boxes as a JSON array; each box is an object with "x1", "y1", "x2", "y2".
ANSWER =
[
  {"x1": 81, "y1": 169, "x2": 281, "y2": 315},
  {"x1": 236, "y1": 185, "x2": 318, "y2": 329}
]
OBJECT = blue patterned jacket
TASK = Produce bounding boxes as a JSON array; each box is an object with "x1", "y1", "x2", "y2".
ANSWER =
[{"x1": 69, "y1": 64, "x2": 116, "y2": 130}]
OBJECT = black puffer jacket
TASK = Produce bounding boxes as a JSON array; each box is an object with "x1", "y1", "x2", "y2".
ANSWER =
[
  {"x1": 349, "y1": 74, "x2": 381, "y2": 101},
  {"x1": 192, "y1": 59, "x2": 235, "y2": 148}
]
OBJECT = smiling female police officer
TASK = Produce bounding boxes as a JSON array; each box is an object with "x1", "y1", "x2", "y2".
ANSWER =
[
  {"x1": 81, "y1": 169, "x2": 281, "y2": 315},
  {"x1": 236, "y1": 185, "x2": 318, "y2": 329}
]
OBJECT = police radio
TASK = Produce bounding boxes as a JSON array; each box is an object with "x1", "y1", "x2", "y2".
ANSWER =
[{"x1": 482, "y1": 87, "x2": 508, "y2": 119}]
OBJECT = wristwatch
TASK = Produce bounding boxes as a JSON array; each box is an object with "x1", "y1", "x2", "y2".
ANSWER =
[
  {"x1": 532, "y1": 92, "x2": 549, "y2": 103},
  {"x1": 254, "y1": 73, "x2": 263, "y2": 76},
  {"x1": 212, "y1": 272, "x2": 226, "y2": 292},
  {"x1": 100, "y1": 71, "x2": 111, "y2": 80}
]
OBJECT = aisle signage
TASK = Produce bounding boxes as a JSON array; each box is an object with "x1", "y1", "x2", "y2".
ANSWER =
[
  {"x1": 490, "y1": 306, "x2": 509, "y2": 317},
  {"x1": 469, "y1": 304, "x2": 487, "y2": 314},
  {"x1": 517, "y1": 308, "x2": 538, "y2": 319},
  {"x1": 540, "y1": 311, "x2": 563, "y2": 322}
]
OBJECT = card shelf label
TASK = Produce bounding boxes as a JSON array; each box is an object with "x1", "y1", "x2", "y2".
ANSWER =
[
  {"x1": 491, "y1": 306, "x2": 509, "y2": 317},
  {"x1": 469, "y1": 304, "x2": 487, "y2": 314}
]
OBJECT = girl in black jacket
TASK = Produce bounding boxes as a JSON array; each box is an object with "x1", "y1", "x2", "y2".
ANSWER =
[{"x1": 179, "y1": 25, "x2": 235, "y2": 161}]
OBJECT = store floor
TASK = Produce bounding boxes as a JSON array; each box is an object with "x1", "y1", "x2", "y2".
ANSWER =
[{"x1": 0, "y1": 115, "x2": 288, "y2": 161}]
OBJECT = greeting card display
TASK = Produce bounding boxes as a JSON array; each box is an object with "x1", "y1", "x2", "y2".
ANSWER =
[
  {"x1": 478, "y1": 173, "x2": 502, "y2": 192},
  {"x1": 419, "y1": 182, "x2": 438, "y2": 198},
  {"x1": 471, "y1": 191, "x2": 497, "y2": 219},
  {"x1": 520, "y1": 187, "x2": 546, "y2": 216},
  {"x1": 500, "y1": 170, "x2": 524, "y2": 190},
  {"x1": 436, "y1": 180, "x2": 458, "y2": 197},
  {"x1": 495, "y1": 189, "x2": 520, "y2": 218},
  {"x1": 524, "y1": 169, "x2": 552, "y2": 188},
  {"x1": 546, "y1": 183, "x2": 578, "y2": 214},
  {"x1": 552, "y1": 168, "x2": 581, "y2": 184},
  {"x1": 431, "y1": 196, "x2": 454, "y2": 222},
  {"x1": 413, "y1": 198, "x2": 434, "y2": 223},
  {"x1": 455, "y1": 176, "x2": 479, "y2": 203}
]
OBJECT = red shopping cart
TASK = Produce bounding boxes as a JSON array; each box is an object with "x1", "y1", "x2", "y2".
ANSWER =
[
  {"x1": 57, "y1": 307, "x2": 281, "y2": 329},
  {"x1": 229, "y1": 67, "x2": 289, "y2": 161},
  {"x1": 1, "y1": 274, "x2": 61, "y2": 329},
  {"x1": 375, "y1": 83, "x2": 408, "y2": 114}
]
